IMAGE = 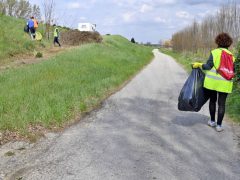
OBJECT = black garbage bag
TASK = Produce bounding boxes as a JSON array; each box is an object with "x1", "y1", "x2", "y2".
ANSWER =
[
  {"x1": 24, "y1": 25, "x2": 29, "y2": 33},
  {"x1": 178, "y1": 68, "x2": 208, "y2": 112}
]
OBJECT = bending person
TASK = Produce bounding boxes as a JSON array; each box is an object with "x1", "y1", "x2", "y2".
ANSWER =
[{"x1": 27, "y1": 17, "x2": 35, "y2": 39}]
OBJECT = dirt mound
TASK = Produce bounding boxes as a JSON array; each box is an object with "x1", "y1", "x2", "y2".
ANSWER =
[{"x1": 61, "y1": 30, "x2": 102, "y2": 46}]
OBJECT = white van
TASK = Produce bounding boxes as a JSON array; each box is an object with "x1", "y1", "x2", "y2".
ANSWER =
[{"x1": 78, "y1": 23, "x2": 96, "y2": 32}]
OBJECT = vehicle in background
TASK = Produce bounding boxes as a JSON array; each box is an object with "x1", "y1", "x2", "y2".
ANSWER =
[{"x1": 78, "y1": 23, "x2": 96, "y2": 32}]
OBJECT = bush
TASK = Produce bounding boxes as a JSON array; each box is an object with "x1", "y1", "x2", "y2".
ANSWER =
[
  {"x1": 235, "y1": 42, "x2": 240, "y2": 83},
  {"x1": 61, "y1": 30, "x2": 103, "y2": 46},
  {"x1": 131, "y1": 38, "x2": 136, "y2": 43},
  {"x1": 35, "y1": 52, "x2": 43, "y2": 58}
]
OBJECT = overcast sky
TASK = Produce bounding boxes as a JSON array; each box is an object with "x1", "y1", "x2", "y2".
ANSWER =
[{"x1": 29, "y1": 0, "x2": 229, "y2": 43}]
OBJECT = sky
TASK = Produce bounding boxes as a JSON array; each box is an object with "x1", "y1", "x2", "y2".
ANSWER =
[{"x1": 29, "y1": 0, "x2": 229, "y2": 44}]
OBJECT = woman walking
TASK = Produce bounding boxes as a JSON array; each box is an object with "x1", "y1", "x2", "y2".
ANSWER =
[
  {"x1": 192, "y1": 33, "x2": 235, "y2": 132},
  {"x1": 53, "y1": 24, "x2": 61, "y2": 47}
]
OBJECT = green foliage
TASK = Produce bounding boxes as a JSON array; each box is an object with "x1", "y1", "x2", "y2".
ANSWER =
[
  {"x1": 235, "y1": 41, "x2": 240, "y2": 82},
  {"x1": 227, "y1": 85, "x2": 240, "y2": 121},
  {"x1": 0, "y1": 35, "x2": 153, "y2": 134},
  {"x1": 226, "y1": 41, "x2": 240, "y2": 122},
  {"x1": 159, "y1": 48, "x2": 206, "y2": 73},
  {"x1": 35, "y1": 52, "x2": 43, "y2": 58}
]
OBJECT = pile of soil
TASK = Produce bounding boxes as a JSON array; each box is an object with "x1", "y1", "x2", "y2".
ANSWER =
[{"x1": 61, "y1": 30, "x2": 103, "y2": 46}]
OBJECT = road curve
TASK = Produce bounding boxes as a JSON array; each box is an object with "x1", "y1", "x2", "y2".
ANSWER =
[{"x1": 1, "y1": 49, "x2": 240, "y2": 180}]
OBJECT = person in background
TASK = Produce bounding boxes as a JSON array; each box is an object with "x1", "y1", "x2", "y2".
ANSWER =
[
  {"x1": 53, "y1": 24, "x2": 61, "y2": 47},
  {"x1": 192, "y1": 33, "x2": 235, "y2": 132},
  {"x1": 33, "y1": 17, "x2": 38, "y2": 31},
  {"x1": 27, "y1": 16, "x2": 35, "y2": 39}
]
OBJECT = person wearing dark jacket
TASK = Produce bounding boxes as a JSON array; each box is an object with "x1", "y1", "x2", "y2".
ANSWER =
[
  {"x1": 192, "y1": 33, "x2": 235, "y2": 132},
  {"x1": 27, "y1": 17, "x2": 35, "y2": 39}
]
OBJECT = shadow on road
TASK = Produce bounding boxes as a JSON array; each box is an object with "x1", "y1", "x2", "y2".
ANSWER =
[{"x1": 172, "y1": 114, "x2": 208, "y2": 127}]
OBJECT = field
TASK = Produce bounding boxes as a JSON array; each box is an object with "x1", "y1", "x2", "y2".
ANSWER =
[
  {"x1": 0, "y1": 15, "x2": 51, "y2": 65},
  {"x1": 0, "y1": 35, "x2": 153, "y2": 139}
]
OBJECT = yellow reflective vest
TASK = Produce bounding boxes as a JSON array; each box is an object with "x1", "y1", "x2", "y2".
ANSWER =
[
  {"x1": 54, "y1": 27, "x2": 59, "y2": 37},
  {"x1": 204, "y1": 48, "x2": 235, "y2": 93}
]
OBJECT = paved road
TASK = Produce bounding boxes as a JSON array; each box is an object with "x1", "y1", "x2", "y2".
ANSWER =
[{"x1": 1, "y1": 50, "x2": 240, "y2": 180}]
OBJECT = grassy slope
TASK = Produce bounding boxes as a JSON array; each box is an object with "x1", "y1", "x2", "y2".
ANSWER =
[
  {"x1": 0, "y1": 35, "x2": 153, "y2": 134},
  {"x1": 0, "y1": 15, "x2": 49, "y2": 65},
  {"x1": 160, "y1": 48, "x2": 240, "y2": 123}
]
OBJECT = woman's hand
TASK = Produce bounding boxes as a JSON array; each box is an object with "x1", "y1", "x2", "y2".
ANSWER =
[{"x1": 192, "y1": 62, "x2": 203, "y2": 68}]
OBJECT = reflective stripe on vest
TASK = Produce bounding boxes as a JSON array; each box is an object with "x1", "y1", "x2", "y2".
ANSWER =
[
  {"x1": 206, "y1": 74, "x2": 232, "y2": 82},
  {"x1": 208, "y1": 69, "x2": 233, "y2": 82},
  {"x1": 203, "y1": 48, "x2": 234, "y2": 93}
]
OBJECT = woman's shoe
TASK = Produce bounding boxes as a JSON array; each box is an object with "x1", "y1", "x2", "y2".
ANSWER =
[
  {"x1": 208, "y1": 120, "x2": 216, "y2": 127},
  {"x1": 216, "y1": 125, "x2": 224, "y2": 132}
]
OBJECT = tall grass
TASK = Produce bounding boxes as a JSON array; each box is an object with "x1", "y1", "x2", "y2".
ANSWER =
[
  {"x1": 159, "y1": 48, "x2": 208, "y2": 73},
  {"x1": 227, "y1": 85, "x2": 240, "y2": 121},
  {"x1": 0, "y1": 35, "x2": 153, "y2": 133},
  {"x1": 0, "y1": 15, "x2": 50, "y2": 65}
]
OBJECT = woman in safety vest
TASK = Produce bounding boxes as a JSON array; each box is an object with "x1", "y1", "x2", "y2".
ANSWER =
[
  {"x1": 53, "y1": 24, "x2": 61, "y2": 47},
  {"x1": 192, "y1": 33, "x2": 235, "y2": 132}
]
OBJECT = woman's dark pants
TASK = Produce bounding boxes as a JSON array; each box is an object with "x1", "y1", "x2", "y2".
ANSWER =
[
  {"x1": 204, "y1": 88, "x2": 228, "y2": 126},
  {"x1": 54, "y1": 37, "x2": 61, "y2": 46}
]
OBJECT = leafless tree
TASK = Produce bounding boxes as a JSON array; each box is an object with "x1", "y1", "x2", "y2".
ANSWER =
[
  {"x1": 32, "y1": 4, "x2": 41, "y2": 20},
  {"x1": 6, "y1": 0, "x2": 17, "y2": 16},
  {"x1": 0, "y1": 0, "x2": 7, "y2": 14},
  {"x1": 42, "y1": 0, "x2": 55, "y2": 39},
  {"x1": 172, "y1": 1, "x2": 240, "y2": 54},
  {"x1": 0, "y1": 0, "x2": 41, "y2": 19},
  {"x1": 15, "y1": 0, "x2": 31, "y2": 18}
]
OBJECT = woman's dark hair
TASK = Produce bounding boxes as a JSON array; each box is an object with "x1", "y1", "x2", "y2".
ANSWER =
[{"x1": 215, "y1": 33, "x2": 233, "y2": 48}]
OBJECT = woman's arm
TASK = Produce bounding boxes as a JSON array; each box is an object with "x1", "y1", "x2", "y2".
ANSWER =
[{"x1": 202, "y1": 53, "x2": 214, "y2": 70}]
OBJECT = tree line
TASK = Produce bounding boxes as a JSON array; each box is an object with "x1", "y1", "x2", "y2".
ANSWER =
[
  {"x1": 0, "y1": 0, "x2": 41, "y2": 20},
  {"x1": 172, "y1": 1, "x2": 240, "y2": 54}
]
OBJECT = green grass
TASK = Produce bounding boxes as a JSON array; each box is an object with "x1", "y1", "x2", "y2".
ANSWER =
[
  {"x1": 160, "y1": 48, "x2": 240, "y2": 123},
  {"x1": 159, "y1": 48, "x2": 207, "y2": 73},
  {"x1": 0, "y1": 15, "x2": 50, "y2": 65},
  {"x1": 0, "y1": 35, "x2": 153, "y2": 134},
  {"x1": 226, "y1": 85, "x2": 240, "y2": 122}
]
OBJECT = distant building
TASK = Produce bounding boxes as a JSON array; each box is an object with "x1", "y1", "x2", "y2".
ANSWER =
[{"x1": 78, "y1": 23, "x2": 96, "y2": 32}]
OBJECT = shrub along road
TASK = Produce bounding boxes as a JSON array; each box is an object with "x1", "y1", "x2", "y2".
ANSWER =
[{"x1": 1, "y1": 50, "x2": 240, "y2": 179}]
